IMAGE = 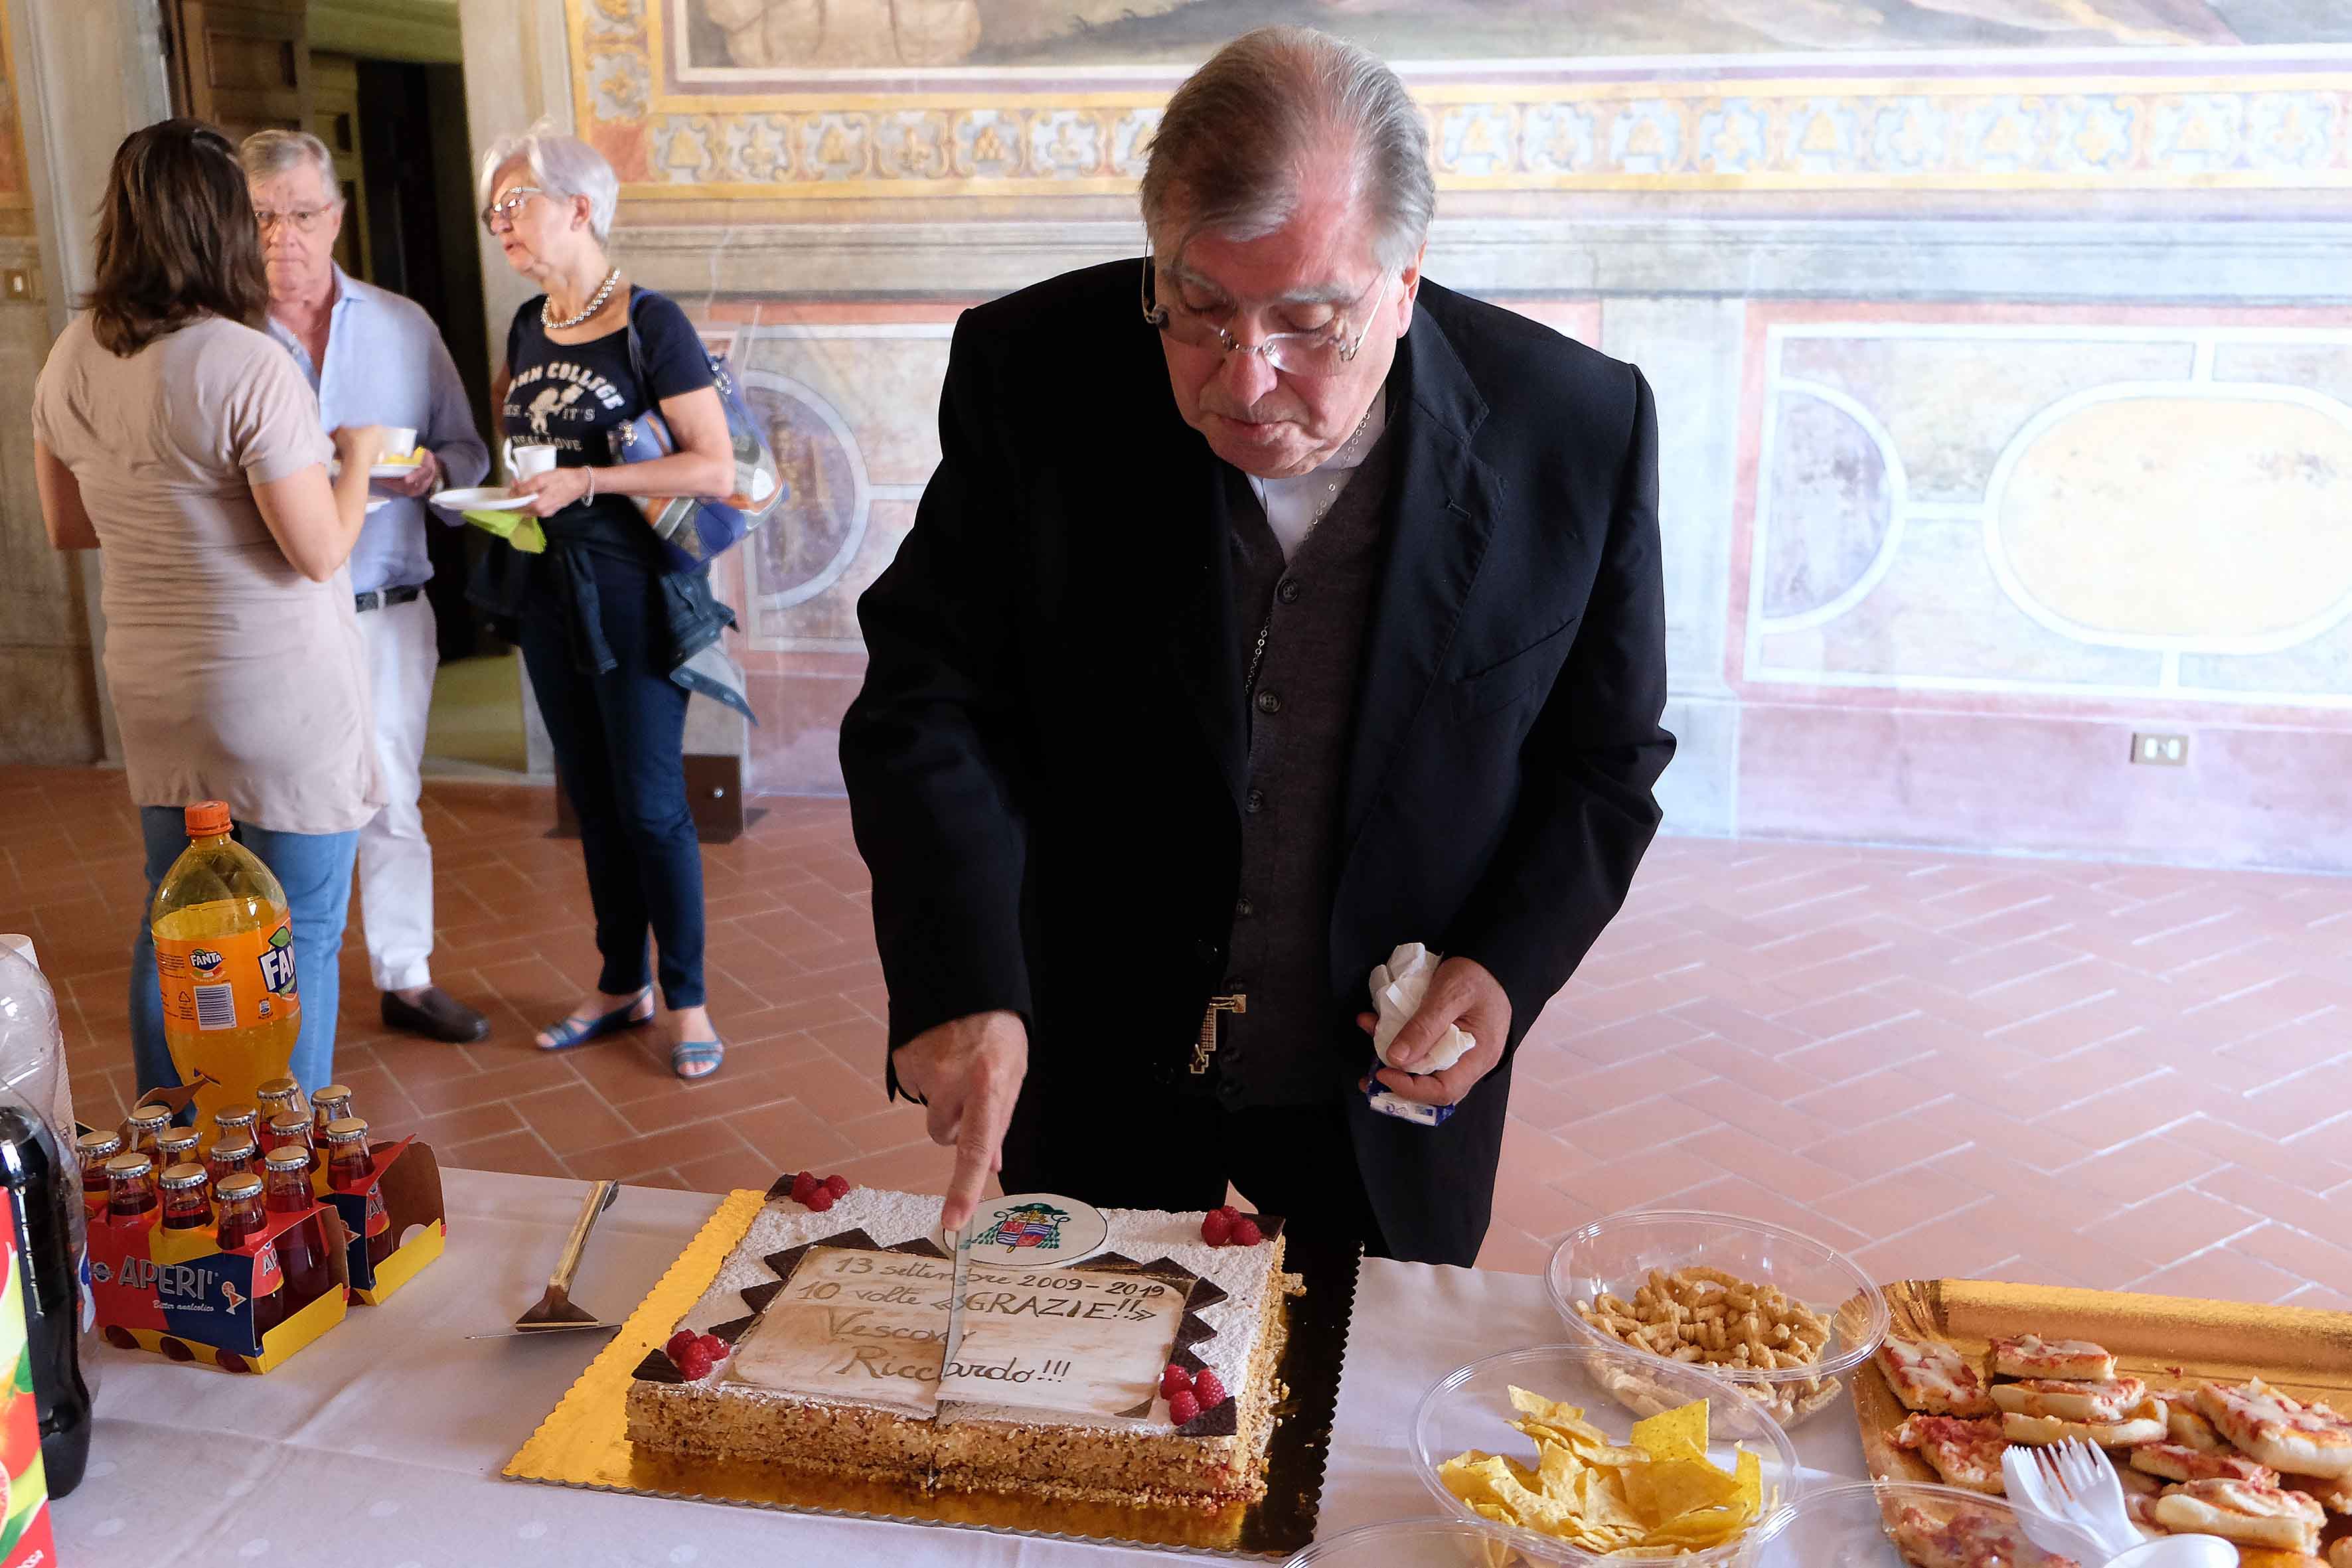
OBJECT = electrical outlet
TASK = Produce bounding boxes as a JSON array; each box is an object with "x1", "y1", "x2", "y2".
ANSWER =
[
  {"x1": 2130, "y1": 732, "x2": 2188, "y2": 766},
  {"x1": 1, "y1": 270, "x2": 29, "y2": 302}
]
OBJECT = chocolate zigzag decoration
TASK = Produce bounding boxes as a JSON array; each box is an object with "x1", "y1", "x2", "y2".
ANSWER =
[
  {"x1": 633, "y1": 1349, "x2": 684, "y2": 1384},
  {"x1": 888, "y1": 1237, "x2": 949, "y2": 1259},
  {"x1": 1185, "y1": 1277, "x2": 1229, "y2": 1312},
  {"x1": 739, "y1": 1279, "x2": 783, "y2": 1314},
  {"x1": 704, "y1": 1314, "x2": 755, "y2": 1344}
]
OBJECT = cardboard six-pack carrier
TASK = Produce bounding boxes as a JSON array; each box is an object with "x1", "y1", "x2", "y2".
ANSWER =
[{"x1": 84, "y1": 1091, "x2": 446, "y2": 1374}]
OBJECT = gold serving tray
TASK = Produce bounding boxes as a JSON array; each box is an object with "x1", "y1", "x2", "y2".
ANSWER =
[
  {"x1": 505, "y1": 1190, "x2": 1356, "y2": 1558},
  {"x1": 1854, "y1": 1278, "x2": 2352, "y2": 1552}
]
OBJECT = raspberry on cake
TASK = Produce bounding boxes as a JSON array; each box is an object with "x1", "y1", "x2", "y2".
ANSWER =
[{"x1": 623, "y1": 1182, "x2": 1303, "y2": 1509}]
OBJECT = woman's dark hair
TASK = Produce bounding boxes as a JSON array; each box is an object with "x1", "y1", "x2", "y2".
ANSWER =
[{"x1": 86, "y1": 119, "x2": 269, "y2": 356}]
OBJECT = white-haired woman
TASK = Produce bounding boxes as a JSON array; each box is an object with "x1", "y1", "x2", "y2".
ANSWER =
[{"x1": 473, "y1": 121, "x2": 742, "y2": 1081}]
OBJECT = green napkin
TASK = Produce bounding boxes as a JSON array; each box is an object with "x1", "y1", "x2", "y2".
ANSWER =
[{"x1": 463, "y1": 509, "x2": 546, "y2": 554}]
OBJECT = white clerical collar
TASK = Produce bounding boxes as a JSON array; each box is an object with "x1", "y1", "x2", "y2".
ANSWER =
[{"x1": 1245, "y1": 394, "x2": 1387, "y2": 509}]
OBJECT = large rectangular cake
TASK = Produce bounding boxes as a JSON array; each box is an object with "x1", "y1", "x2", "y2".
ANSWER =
[{"x1": 623, "y1": 1180, "x2": 1302, "y2": 1508}]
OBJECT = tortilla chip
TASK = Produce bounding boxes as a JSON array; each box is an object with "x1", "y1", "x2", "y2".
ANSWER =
[{"x1": 1632, "y1": 1400, "x2": 1711, "y2": 1464}]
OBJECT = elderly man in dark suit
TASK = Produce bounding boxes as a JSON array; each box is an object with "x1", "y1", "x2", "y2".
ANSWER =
[{"x1": 839, "y1": 25, "x2": 1674, "y2": 1266}]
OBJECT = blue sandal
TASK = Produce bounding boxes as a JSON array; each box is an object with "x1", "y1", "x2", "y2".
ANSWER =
[
  {"x1": 536, "y1": 988, "x2": 654, "y2": 1052},
  {"x1": 672, "y1": 1036, "x2": 724, "y2": 1081}
]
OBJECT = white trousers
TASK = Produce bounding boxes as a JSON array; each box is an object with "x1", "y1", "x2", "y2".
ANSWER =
[{"x1": 355, "y1": 595, "x2": 439, "y2": 994}]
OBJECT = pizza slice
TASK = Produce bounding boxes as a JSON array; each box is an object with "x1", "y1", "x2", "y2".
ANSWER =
[
  {"x1": 2195, "y1": 1379, "x2": 2352, "y2": 1480},
  {"x1": 2001, "y1": 1395, "x2": 2167, "y2": 1449},
  {"x1": 2129, "y1": 1439, "x2": 2280, "y2": 1486},
  {"x1": 2117, "y1": 1462, "x2": 2163, "y2": 1496},
  {"x1": 2169, "y1": 1406, "x2": 2223, "y2": 1449},
  {"x1": 2150, "y1": 1478, "x2": 2326, "y2": 1555},
  {"x1": 1889, "y1": 1502, "x2": 2082, "y2": 1568},
  {"x1": 1878, "y1": 1334, "x2": 1998, "y2": 1417},
  {"x1": 2235, "y1": 1552, "x2": 2331, "y2": 1568},
  {"x1": 1988, "y1": 1375, "x2": 2150, "y2": 1423},
  {"x1": 2329, "y1": 1539, "x2": 2352, "y2": 1568},
  {"x1": 2285, "y1": 1473, "x2": 2351, "y2": 1514},
  {"x1": 1989, "y1": 1334, "x2": 2116, "y2": 1382},
  {"x1": 1892, "y1": 1413, "x2": 2008, "y2": 1495},
  {"x1": 2123, "y1": 1490, "x2": 2167, "y2": 1535}
]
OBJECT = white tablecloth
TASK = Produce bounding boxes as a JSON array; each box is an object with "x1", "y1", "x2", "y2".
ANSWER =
[{"x1": 55, "y1": 1170, "x2": 1871, "y2": 1565}]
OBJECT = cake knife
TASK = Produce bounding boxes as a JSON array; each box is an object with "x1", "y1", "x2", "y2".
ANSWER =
[{"x1": 939, "y1": 1221, "x2": 970, "y2": 1391}]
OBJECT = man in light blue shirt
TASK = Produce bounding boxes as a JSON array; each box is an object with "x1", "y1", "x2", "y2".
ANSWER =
[{"x1": 244, "y1": 129, "x2": 494, "y2": 1046}]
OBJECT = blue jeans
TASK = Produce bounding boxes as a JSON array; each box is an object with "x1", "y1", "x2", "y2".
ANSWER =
[
  {"x1": 515, "y1": 552, "x2": 707, "y2": 1010},
  {"x1": 129, "y1": 807, "x2": 358, "y2": 1101}
]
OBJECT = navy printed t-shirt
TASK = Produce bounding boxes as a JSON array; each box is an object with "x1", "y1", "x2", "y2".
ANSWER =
[{"x1": 501, "y1": 286, "x2": 715, "y2": 542}]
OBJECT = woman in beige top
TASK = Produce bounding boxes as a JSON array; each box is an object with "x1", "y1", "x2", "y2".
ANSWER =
[{"x1": 33, "y1": 119, "x2": 388, "y2": 1099}]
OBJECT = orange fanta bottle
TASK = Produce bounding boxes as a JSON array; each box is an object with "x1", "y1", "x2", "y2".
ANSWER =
[{"x1": 149, "y1": 803, "x2": 302, "y2": 1131}]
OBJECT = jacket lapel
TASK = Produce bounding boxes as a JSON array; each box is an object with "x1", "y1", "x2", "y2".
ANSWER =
[
  {"x1": 1340, "y1": 309, "x2": 1501, "y2": 856},
  {"x1": 1148, "y1": 422, "x2": 1249, "y2": 810}
]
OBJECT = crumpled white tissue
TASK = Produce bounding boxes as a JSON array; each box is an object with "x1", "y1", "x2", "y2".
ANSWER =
[{"x1": 1368, "y1": 941, "x2": 1474, "y2": 1075}]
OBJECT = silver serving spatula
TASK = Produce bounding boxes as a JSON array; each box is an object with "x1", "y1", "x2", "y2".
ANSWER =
[{"x1": 469, "y1": 1180, "x2": 621, "y2": 1338}]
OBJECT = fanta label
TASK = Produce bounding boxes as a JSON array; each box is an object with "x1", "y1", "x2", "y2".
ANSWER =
[{"x1": 157, "y1": 919, "x2": 299, "y2": 1035}]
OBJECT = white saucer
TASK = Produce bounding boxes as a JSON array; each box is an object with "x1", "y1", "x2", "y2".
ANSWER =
[
  {"x1": 369, "y1": 461, "x2": 422, "y2": 479},
  {"x1": 433, "y1": 487, "x2": 532, "y2": 512}
]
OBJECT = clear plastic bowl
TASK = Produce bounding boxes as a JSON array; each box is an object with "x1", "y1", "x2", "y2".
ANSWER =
[
  {"x1": 1285, "y1": 1518, "x2": 1557, "y2": 1566},
  {"x1": 1410, "y1": 1343, "x2": 1799, "y2": 1565},
  {"x1": 1741, "y1": 1480, "x2": 2105, "y2": 1567},
  {"x1": 1546, "y1": 1210, "x2": 1890, "y2": 1429}
]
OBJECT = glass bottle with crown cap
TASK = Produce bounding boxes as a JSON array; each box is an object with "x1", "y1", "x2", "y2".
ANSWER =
[
  {"x1": 205, "y1": 1136, "x2": 257, "y2": 1191},
  {"x1": 119, "y1": 1104, "x2": 171, "y2": 1160},
  {"x1": 74, "y1": 1132, "x2": 121, "y2": 1201},
  {"x1": 321, "y1": 1117, "x2": 393, "y2": 1267},
  {"x1": 104, "y1": 1152, "x2": 157, "y2": 1220},
  {"x1": 262, "y1": 1147, "x2": 333, "y2": 1314},
  {"x1": 309, "y1": 1087, "x2": 354, "y2": 1173},
  {"x1": 153, "y1": 1127, "x2": 200, "y2": 1173},
  {"x1": 157, "y1": 1164, "x2": 212, "y2": 1233},
  {"x1": 213, "y1": 1174, "x2": 285, "y2": 1339}
]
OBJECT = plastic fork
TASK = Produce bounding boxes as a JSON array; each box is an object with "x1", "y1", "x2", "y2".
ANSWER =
[
  {"x1": 2041, "y1": 1437, "x2": 2142, "y2": 1558},
  {"x1": 2001, "y1": 1444, "x2": 2102, "y2": 1559}
]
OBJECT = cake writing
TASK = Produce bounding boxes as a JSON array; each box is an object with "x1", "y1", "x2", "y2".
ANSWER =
[{"x1": 724, "y1": 1243, "x2": 1189, "y2": 1422}]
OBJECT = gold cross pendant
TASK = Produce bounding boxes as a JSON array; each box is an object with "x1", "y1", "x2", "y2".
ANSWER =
[{"x1": 1193, "y1": 993, "x2": 1247, "y2": 1075}]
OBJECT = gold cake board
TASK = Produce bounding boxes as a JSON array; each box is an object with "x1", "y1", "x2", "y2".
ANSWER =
[{"x1": 504, "y1": 1189, "x2": 1356, "y2": 1558}]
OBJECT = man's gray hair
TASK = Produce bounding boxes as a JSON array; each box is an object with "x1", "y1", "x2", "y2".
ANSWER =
[
  {"x1": 1140, "y1": 27, "x2": 1433, "y2": 272},
  {"x1": 238, "y1": 129, "x2": 342, "y2": 202},
  {"x1": 477, "y1": 119, "x2": 619, "y2": 246}
]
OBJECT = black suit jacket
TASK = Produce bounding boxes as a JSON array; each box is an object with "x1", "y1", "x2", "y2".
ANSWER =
[{"x1": 839, "y1": 260, "x2": 1674, "y2": 1265}]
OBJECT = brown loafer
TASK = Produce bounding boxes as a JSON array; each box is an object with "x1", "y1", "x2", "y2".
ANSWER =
[{"x1": 381, "y1": 986, "x2": 491, "y2": 1044}]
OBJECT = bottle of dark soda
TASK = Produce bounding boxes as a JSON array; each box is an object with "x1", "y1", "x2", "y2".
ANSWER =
[
  {"x1": 104, "y1": 1152, "x2": 157, "y2": 1219},
  {"x1": 213, "y1": 1174, "x2": 284, "y2": 1340},
  {"x1": 0, "y1": 1088, "x2": 92, "y2": 1495},
  {"x1": 261, "y1": 1147, "x2": 333, "y2": 1314},
  {"x1": 158, "y1": 1164, "x2": 212, "y2": 1233},
  {"x1": 309, "y1": 1087, "x2": 353, "y2": 1173}
]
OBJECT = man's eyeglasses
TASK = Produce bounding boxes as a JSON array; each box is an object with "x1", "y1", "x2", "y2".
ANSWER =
[
  {"x1": 481, "y1": 187, "x2": 543, "y2": 232},
  {"x1": 1140, "y1": 257, "x2": 1390, "y2": 379},
  {"x1": 254, "y1": 206, "x2": 334, "y2": 235}
]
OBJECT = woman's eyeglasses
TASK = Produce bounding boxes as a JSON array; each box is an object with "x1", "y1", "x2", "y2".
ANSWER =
[{"x1": 481, "y1": 187, "x2": 544, "y2": 232}]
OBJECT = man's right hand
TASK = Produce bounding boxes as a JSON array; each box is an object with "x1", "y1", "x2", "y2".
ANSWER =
[{"x1": 893, "y1": 1010, "x2": 1028, "y2": 1232}]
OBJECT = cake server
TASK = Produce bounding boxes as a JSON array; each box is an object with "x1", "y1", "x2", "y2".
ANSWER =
[
  {"x1": 939, "y1": 1221, "x2": 971, "y2": 1383},
  {"x1": 469, "y1": 1179, "x2": 622, "y2": 1338}
]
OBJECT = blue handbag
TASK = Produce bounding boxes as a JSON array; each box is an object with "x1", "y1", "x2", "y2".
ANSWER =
[{"x1": 609, "y1": 289, "x2": 787, "y2": 572}]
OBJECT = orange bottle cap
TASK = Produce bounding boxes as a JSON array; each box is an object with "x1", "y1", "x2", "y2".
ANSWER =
[{"x1": 185, "y1": 800, "x2": 232, "y2": 838}]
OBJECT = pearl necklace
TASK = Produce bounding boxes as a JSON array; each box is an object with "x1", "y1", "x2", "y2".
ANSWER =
[{"x1": 543, "y1": 268, "x2": 621, "y2": 331}]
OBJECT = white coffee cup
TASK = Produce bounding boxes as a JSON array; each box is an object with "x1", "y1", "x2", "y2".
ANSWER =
[
  {"x1": 510, "y1": 443, "x2": 558, "y2": 480},
  {"x1": 381, "y1": 426, "x2": 418, "y2": 461}
]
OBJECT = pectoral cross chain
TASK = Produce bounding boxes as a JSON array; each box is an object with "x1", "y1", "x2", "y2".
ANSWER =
[{"x1": 1193, "y1": 993, "x2": 1247, "y2": 1075}]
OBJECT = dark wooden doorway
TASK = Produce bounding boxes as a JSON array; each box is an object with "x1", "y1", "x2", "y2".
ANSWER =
[{"x1": 162, "y1": 0, "x2": 311, "y2": 142}]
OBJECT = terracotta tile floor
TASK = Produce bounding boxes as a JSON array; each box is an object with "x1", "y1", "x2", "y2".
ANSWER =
[{"x1": 7, "y1": 765, "x2": 2350, "y2": 1306}]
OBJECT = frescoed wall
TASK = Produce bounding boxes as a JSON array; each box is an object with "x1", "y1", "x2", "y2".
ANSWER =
[{"x1": 532, "y1": 0, "x2": 2352, "y2": 872}]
